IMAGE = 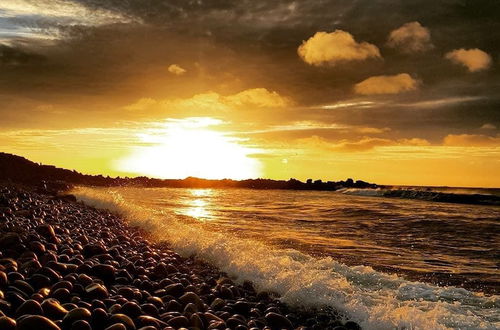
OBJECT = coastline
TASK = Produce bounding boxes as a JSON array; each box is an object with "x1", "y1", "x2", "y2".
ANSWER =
[{"x1": 0, "y1": 184, "x2": 359, "y2": 330}]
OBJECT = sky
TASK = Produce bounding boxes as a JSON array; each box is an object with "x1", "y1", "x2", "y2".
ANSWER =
[{"x1": 0, "y1": 0, "x2": 499, "y2": 187}]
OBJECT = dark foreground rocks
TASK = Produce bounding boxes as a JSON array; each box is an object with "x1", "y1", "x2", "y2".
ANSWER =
[{"x1": 0, "y1": 186, "x2": 361, "y2": 330}]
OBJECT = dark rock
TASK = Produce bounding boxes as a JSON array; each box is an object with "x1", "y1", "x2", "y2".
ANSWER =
[
  {"x1": 82, "y1": 244, "x2": 106, "y2": 258},
  {"x1": 344, "y1": 320, "x2": 362, "y2": 330},
  {"x1": 37, "y1": 225, "x2": 58, "y2": 243},
  {"x1": 62, "y1": 307, "x2": 92, "y2": 328},
  {"x1": 0, "y1": 233, "x2": 21, "y2": 249},
  {"x1": 51, "y1": 288, "x2": 71, "y2": 303},
  {"x1": 104, "y1": 324, "x2": 127, "y2": 330},
  {"x1": 120, "y1": 301, "x2": 142, "y2": 319},
  {"x1": 108, "y1": 313, "x2": 136, "y2": 330},
  {"x1": 265, "y1": 312, "x2": 293, "y2": 330},
  {"x1": 17, "y1": 315, "x2": 60, "y2": 330},
  {"x1": 90, "y1": 308, "x2": 108, "y2": 329},
  {"x1": 0, "y1": 316, "x2": 16, "y2": 330},
  {"x1": 41, "y1": 298, "x2": 69, "y2": 320},
  {"x1": 91, "y1": 264, "x2": 115, "y2": 284},
  {"x1": 179, "y1": 292, "x2": 204, "y2": 311},
  {"x1": 16, "y1": 299, "x2": 43, "y2": 316},
  {"x1": 167, "y1": 315, "x2": 189, "y2": 328},
  {"x1": 70, "y1": 319, "x2": 92, "y2": 330},
  {"x1": 164, "y1": 283, "x2": 184, "y2": 298},
  {"x1": 85, "y1": 283, "x2": 109, "y2": 299}
]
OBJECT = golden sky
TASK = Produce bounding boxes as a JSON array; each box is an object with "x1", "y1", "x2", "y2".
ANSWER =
[{"x1": 0, "y1": 1, "x2": 499, "y2": 187}]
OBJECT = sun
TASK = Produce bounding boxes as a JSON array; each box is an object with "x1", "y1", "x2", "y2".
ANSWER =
[{"x1": 116, "y1": 117, "x2": 261, "y2": 180}]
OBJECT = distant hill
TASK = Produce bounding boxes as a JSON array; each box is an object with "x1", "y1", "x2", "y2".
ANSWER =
[{"x1": 0, "y1": 152, "x2": 376, "y2": 190}]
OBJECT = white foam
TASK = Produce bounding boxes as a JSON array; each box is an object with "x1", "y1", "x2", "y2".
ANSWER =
[{"x1": 71, "y1": 186, "x2": 500, "y2": 330}]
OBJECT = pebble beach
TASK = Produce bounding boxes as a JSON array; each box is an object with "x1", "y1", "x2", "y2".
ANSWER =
[{"x1": 0, "y1": 185, "x2": 361, "y2": 330}]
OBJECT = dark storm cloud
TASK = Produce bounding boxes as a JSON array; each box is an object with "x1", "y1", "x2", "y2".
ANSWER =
[{"x1": 0, "y1": 44, "x2": 44, "y2": 65}]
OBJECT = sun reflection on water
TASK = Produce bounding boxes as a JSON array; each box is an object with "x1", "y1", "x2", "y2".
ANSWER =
[{"x1": 182, "y1": 189, "x2": 213, "y2": 220}]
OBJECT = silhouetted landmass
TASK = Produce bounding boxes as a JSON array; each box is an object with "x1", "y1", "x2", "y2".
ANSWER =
[{"x1": 0, "y1": 152, "x2": 376, "y2": 191}]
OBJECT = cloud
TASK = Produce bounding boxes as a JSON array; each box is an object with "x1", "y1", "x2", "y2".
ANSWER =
[
  {"x1": 445, "y1": 48, "x2": 492, "y2": 72},
  {"x1": 481, "y1": 123, "x2": 496, "y2": 130},
  {"x1": 0, "y1": 0, "x2": 134, "y2": 41},
  {"x1": 354, "y1": 73, "x2": 419, "y2": 95},
  {"x1": 297, "y1": 30, "x2": 381, "y2": 66},
  {"x1": 299, "y1": 136, "x2": 430, "y2": 152},
  {"x1": 225, "y1": 88, "x2": 291, "y2": 108},
  {"x1": 168, "y1": 64, "x2": 186, "y2": 75},
  {"x1": 0, "y1": 44, "x2": 44, "y2": 65},
  {"x1": 125, "y1": 88, "x2": 292, "y2": 116},
  {"x1": 387, "y1": 21, "x2": 432, "y2": 53},
  {"x1": 443, "y1": 134, "x2": 500, "y2": 147}
]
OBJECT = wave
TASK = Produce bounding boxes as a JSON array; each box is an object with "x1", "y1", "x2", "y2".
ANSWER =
[
  {"x1": 71, "y1": 186, "x2": 499, "y2": 330},
  {"x1": 338, "y1": 188, "x2": 500, "y2": 206}
]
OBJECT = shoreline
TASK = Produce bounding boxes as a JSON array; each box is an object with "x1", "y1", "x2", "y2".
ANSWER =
[{"x1": 0, "y1": 185, "x2": 360, "y2": 330}]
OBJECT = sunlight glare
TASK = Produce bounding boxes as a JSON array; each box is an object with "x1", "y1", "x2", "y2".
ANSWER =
[{"x1": 117, "y1": 118, "x2": 261, "y2": 180}]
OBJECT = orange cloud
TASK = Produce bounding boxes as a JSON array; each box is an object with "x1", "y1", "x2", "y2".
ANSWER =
[
  {"x1": 354, "y1": 73, "x2": 419, "y2": 95},
  {"x1": 445, "y1": 48, "x2": 492, "y2": 72},
  {"x1": 299, "y1": 136, "x2": 430, "y2": 152},
  {"x1": 443, "y1": 134, "x2": 500, "y2": 147},
  {"x1": 168, "y1": 64, "x2": 187, "y2": 75},
  {"x1": 125, "y1": 88, "x2": 291, "y2": 116},
  {"x1": 297, "y1": 30, "x2": 381, "y2": 66},
  {"x1": 387, "y1": 21, "x2": 432, "y2": 53}
]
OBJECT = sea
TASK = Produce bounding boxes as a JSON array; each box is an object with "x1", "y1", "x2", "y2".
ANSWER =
[{"x1": 71, "y1": 186, "x2": 500, "y2": 330}]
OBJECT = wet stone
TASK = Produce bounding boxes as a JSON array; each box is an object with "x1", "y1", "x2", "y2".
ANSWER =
[
  {"x1": 108, "y1": 313, "x2": 136, "y2": 330},
  {"x1": 17, "y1": 315, "x2": 61, "y2": 330},
  {"x1": 41, "y1": 298, "x2": 68, "y2": 320},
  {"x1": 62, "y1": 307, "x2": 92, "y2": 328},
  {"x1": 265, "y1": 312, "x2": 294, "y2": 330},
  {"x1": 0, "y1": 316, "x2": 16, "y2": 330},
  {"x1": 167, "y1": 315, "x2": 189, "y2": 328},
  {"x1": 91, "y1": 265, "x2": 115, "y2": 285},
  {"x1": 15, "y1": 299, "x2": 43, "y2": 316},
  {"x1": 85, "y1": 283, "x2": 109, "y2": 299}
]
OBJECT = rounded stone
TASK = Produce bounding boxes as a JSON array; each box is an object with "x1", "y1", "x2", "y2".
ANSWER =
[
  {"x1": 16, "y1": 315, "x2": 60, "y2": 330},
  {"x1": 41, "y1": 298, "x2": 68, "y2": 320},
  {"x1": 120, "y1": 301, "x2": 142, "y2": 319},
  {"x1": 70, "y1": 319, "x2": 92, "y2": 330},
  {"x1": 62, "y1": 307, "x2": 92, "y2": 328},
  {"x1": 15, "y1": 299, "x2": 43, "y2": 317},
  {"x1": 85, "y1": 283, "x2": 109, "y2": 299},
  {"x1": 0, "y1": 316, "x2": 16, "y2": 330},
  {"x1": 91, "y1": 264, "x2": 115, "y2": 284},
  {"x1": 265, "y1": 312, "x2": 293, "y2": 330},
  {"x1": 108, "y1": 313, "x2": 136, "y2": 330},
  {"x1": 167, "y1": 315, "x2": 189, "y2": 328},
  {"x1": 105, "y1": 324, "x2": 127, "y2": 330},
  {"x1": 344, "y1": 320, "x2": 362, "y2": 330}
]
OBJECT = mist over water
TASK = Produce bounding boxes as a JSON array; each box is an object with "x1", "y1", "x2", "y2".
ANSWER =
[{"x1": 71, "y1": 186, "x2": 500, "y2": 330}]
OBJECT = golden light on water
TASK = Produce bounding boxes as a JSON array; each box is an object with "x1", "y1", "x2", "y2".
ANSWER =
[
  {"x1": 116, "y1": 118, "x2": 261, "y2": 180},
  {"x1": 181, "y1": 189, "x2": 213, "y2": 220}
]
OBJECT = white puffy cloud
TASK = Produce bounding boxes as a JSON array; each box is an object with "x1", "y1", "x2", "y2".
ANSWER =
[
  {"x1": 297, "y1": 30, "x2": 381, "y2": 66},
  {"x1": 387, "y1": 21, "x2": 432, "y2": 53},
  {"x1": 354, "y1": 73, "x2": 419, "y2": 95},
  {"x1": 445, "y1": 48, "x2": 492, "y2": 72},
  {"x1": 168, "y1": 64, "x2": 187, "y2": 75}
]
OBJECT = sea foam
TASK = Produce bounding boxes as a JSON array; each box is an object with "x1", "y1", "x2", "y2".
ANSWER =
[{"x1": 71, "y1": 186, "x2": 499, "y2": 330}]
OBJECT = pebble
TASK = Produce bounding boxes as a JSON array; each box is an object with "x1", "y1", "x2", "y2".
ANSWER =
[{"x1": 17, "y1": 314, "x2": 60, "y2": 330}]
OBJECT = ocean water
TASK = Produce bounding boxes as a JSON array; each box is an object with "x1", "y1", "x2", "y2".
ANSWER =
[{"x1": 71, "y1": 186, "x2": 500, "y2": 330}]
